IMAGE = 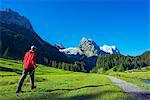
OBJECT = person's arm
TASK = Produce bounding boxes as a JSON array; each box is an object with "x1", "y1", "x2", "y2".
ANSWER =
[
  {"x1": 23, "y1": 51, "x2": 29, "y2": 69},
  {"x1": 23, "y1": 52, "x2": 27, "y2": 62},
  {"x1": 33, "y1": 52, "x2": 37, "y2": 67}
]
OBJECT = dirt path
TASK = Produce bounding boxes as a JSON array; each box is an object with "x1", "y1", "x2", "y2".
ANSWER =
[{"x1": 107, "y1": 76, "x2": 150, "y2": 100}]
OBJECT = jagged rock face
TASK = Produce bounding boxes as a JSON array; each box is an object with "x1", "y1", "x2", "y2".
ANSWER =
[
  {"x1": 60, "y1": 37, "x2": 102, "y2": 58},
  {"x1": 59, "y1": 37, "x2": 100, "y2": 57},
  {"x1": 58, "y1": 38, "x2": 99, "y2": 56},
  {"x1": 58, "y1": 37, "x2": 120, "y2": 69},
  {"x1": 55, "y1": 43, "x2": 65, "y2": 50},
  {"x1": 79, "y1": 37, "x2": 101, "y2": 57},
  {"x1": 59, "y1": 37, "x2": 120, "y2": 58},
  {"x1": 0, "y1": 8, "x2": 33, "y2": 31}
]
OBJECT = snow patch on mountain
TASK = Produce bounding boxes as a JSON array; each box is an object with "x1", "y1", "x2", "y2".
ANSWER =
[
  {"x1": 55, "y1": 43, "x2": 65, "y2": 50},
  {"x1": 58, "y1": 37, "x2": 120, "y2": 57},
  {"x1": 59, "y1": 47, "x2": 83, "y2": 55},
  {"x1": 100, "y1": 45, "x2": 120, "y2": 54}
]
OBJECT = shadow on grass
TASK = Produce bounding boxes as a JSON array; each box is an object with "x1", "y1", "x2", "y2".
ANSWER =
[
  {"x1": 23, "y1": 84, "x2": 111, "y2": 93},
  {"x1": 127, "y1": 92, "x2": 150, "y2": 100},
  {"x1": 35, "y1": 90, "x2": 124, "y2": 100},
  {"x1": 59, "y1": 90, "x2": 125, "y2": 100},
  {"x1": 45, "y1": 84, "x2": 111, "y2": 92},
  {"x1": 20, "y1": 84, "x2": 125, "y2": 100},
  {"x1": 0, "y1": 66, "x2": 22, "y2": 74},
  {"x1": 0, "y1": 57, "x2": 22, "y2": 64},
  {"x1": 17, "y1": 92, "x2": 64, "y2": 100},
  {"x1": 1, "y1": 84, "x2": 127, "y2": 100}
]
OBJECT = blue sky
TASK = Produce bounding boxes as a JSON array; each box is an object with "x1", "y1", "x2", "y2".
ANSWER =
[{"x1": 1, "y1": 0, "x2": 150, "y2": 56}]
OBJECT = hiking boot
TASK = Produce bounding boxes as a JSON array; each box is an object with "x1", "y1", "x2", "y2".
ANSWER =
[
  {"x1": 31, "y1": 86, "x2": 36, "y2": 90},
  {"x1": 16, "y1": 90, "x2": 20, "y2": 96},
  {"x1": 16, "y1": 93, "x2": 19, "y2": 96},
  {"x1": 16, "y1": 90, "x2": 20, "y2": 93}
]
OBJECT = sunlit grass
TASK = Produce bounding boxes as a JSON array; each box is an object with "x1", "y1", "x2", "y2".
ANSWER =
[{"x1": 0, "y1": 57, "x2": 130, "y2": 100}]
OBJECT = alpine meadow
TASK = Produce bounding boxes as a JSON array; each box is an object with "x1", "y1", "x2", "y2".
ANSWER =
[{"x1": 0, "y1": 0, "x2": 150, "y2": 100}]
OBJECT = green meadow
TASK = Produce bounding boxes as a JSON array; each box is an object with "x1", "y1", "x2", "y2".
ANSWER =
[{"x1": 0, "y1": 57, "x2": 130, "y2": 100}]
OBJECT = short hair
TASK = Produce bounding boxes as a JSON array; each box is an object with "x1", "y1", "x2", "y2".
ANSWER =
[{"x1": 31, "y1": 45, "x2": 37, "y2": 50}]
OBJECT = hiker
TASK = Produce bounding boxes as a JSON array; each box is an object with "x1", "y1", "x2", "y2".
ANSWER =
[{"x1": 16, "y1": 45, "x2": 37, "y2": 93}]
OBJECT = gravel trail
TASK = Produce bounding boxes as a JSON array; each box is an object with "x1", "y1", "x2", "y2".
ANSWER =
[{"x1": 107, "y1": 75, "x2": 150, "y2": 100}]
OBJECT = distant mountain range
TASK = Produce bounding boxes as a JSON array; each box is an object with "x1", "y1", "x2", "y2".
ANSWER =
[{"x1": 58, "y1": 37, "x2": 120, "y2": 58}]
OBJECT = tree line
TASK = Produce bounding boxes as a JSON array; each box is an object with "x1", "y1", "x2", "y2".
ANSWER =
[
  {"x1": 91, "y1": 51, "x2": 150, "y2": 73},
  {"x1": 49, "y1": 60, "x2": 87, "y2": 72}
]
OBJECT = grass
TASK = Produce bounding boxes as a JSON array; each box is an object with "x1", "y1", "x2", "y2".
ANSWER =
[
  {"x1": 107, "y1": 66, "x2": 150, "y2": 90},
  {"x1": 0, "y1": 57, "x2": 130, "y2": 100}
]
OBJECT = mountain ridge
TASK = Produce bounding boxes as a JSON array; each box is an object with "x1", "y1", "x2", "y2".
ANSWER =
[
  {"x1": 0, "y1": 8, "x2": 33, "y2": 31},
  {"x1": 58, "y1": 37, "x2": 120, "y2": 58},
  {"x1": 0, "y1": 8, "x2": 73, "y2": 65}
]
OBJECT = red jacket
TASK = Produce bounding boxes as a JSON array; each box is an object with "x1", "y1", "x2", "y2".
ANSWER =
[{"x1": 23, "y1": 50, "x2": 37, "y2": 69}]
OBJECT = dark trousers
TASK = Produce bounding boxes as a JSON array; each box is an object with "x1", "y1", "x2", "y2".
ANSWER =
[{"x1": 16, "y1": 68, "x2": 35, "y2": 92}]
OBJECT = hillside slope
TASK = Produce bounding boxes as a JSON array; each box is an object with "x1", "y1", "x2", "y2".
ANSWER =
[
  {"x1": 0, "y1": 8, "x2": 72, "y2": 65},
  {"x1": 92, "y1": 51, "x2": 150, "y2": 73}
]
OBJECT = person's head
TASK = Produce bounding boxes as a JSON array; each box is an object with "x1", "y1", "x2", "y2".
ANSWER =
[{"x1": 31, "y1": 45, "x2": 37, "y2": 51}]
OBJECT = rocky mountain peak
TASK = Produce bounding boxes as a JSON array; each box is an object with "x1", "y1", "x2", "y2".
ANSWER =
[
  {"x1": 80, "y1": 37, "x2": 88, "y2": 45},
  {"x1": 59, "y1": 37, "x2": 120, "y2": 57},
  {"x1": 80, "y1": 37, "x2": 96, "y2": 46},
  {"x1": 55, "y1": 43, "x2": 65, "y2": 50},
  {"x1": 5, "y1": 8, "x2": 18, "y2": 14},
  {"x1": 0, "y1": 8, "x2": 33, "y2": 31},
  {"x1": 79, "y1": 37, "x2": 100, "y2": 56}
]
